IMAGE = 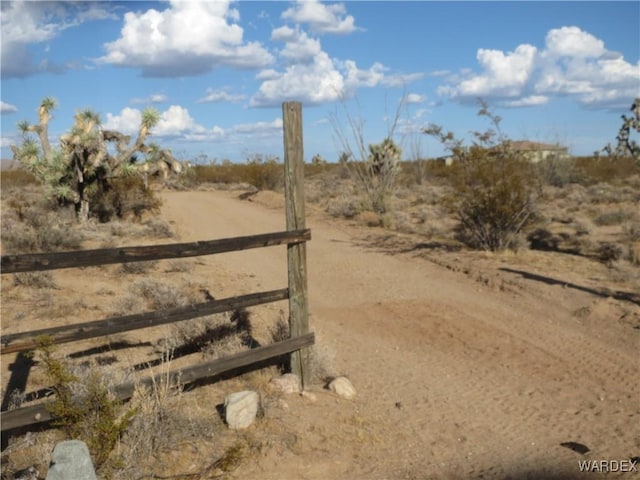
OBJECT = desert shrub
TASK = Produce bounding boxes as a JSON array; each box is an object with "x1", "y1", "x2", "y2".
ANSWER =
[
  {"x1": 594, "y1": 209, "x2": 636, "y2": 226},
  {"x1": 37, "y1": 338, "x2": 136, "y2": 470},
  {"x1": 92, "y1": 175, "x2": 162, "y2": 222},
  {"x1": 11, "y1": 98, "x2": 181, "y2": 222},
  {"x1": 142, "y1": 217, "x2": 174, "y2": 238},
  {"x1": 120, "y1": 261, "x2": 159, "y2": 275},
  {"x1": 596, "y1": 242, "x2": 626, "y2": 266},
  {"x1": 326, "y1": 195, "x2": 361, "y2": 219},
  {"x1": 622, "y1": 221, "x2": 640, "y2": 242},
  {"x1": 244, "y1": 154, "x2": 283, "y2": 191},
  {"x1": 132, "y1": 279, "x2": 189, "y2": 310},
  {"x1": 424, "y1": 102, "x2": 537, "y2": 251},
  {"x1": 13, "y1": 272, "x2": 57, "y2": 289},
  {"x1": 0, "y1": 169, "x2": 38, "y2": 189},
  {"x1": 189, "y1": 156, "x2": 284, "y2": 191},
  {"x1": 1, "y1": 207, "x2": 84, "y2": 253},
  {"x1": 331, "y1": 99, "x2": 404, "y2": 214},
  {"x1": 534, "y1": 156, "x2": 584, "y2": 188},
  {"x1": 573, "y1": 156, "x2": 640, "y2": 184}
]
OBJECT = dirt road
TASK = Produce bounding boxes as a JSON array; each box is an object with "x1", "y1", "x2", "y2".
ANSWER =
[{"x1": 161, "y1": 190, "x2": 639, "y2": 480}]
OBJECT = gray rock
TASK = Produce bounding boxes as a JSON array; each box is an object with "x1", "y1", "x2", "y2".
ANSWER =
[
  {"x1": 46, "y1": 440, "x2": 97, "y2": 480},
  {"x1": 328, "y1": 376, "x2": 357, "y2": 399},
  {"x1": 224, "y1": 390, "x2": 259, "y2": 429},
  {"x1": 269, "y1": 373, "x2": 301, "y2": 394}
]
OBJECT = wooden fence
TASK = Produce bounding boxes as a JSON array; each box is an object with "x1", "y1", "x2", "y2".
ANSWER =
[{"x1": 0, "y1": 102, "x2": 313, "y2": 433}]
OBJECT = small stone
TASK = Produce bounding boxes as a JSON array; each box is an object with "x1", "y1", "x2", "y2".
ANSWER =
[
  {"x1": 269, "y1": 373, "x2": 301, "y2": 394},
  {"x1": 45, "y1": 440, "x2": 97, "y2": 480},
  {"x1": 300, "y1": 390, "x2": 317, "y2": 402},
  {"x1": 328, "y1": 376, "x2": 357, "y2": 400},
  {"x1": 224, "y1": 391, "x2": 259, "y2": 429}
]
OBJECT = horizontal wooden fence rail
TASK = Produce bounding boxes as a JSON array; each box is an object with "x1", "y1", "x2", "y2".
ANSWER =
[
  {"x1": 1, "y1": 288, "x2": 289, "y2": 355},
  {"x1": 1, "y1": 229, "x2": 311, "y2": 274},
  {"x1": 0, "y1": 332, "x2": 315, "y2": 432},
  {"x1": 1, "y1": 102, "x2": 313, "y2": 437}
]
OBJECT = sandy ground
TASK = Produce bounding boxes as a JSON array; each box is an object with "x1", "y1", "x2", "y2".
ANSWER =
[
  {"x1": 1, "y1": 186, "x2": 637, "y2": 480},
  {"x1": 155, "y1": 189, "x2": 639, "y2": 480}
]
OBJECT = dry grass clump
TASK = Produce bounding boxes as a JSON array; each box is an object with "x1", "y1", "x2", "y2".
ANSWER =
[
  {"x1": 119, "y1": 260, "x2": 159, "y2": 275},
  {"x1": 142, "y1": 217, "x2": 174, "y2": 238},
  {"x1": 12, "y1": 271, "x2": 58, "y2": 289},
  {"x1": 1, "y1": 206, "x2": 84, "y2": 254},
  {"x1": 593, "y1": 209, "x2": 638, "y2": 226},
  {"x1": 132, "y1": 278, "x2": 190, "y2": 310}
]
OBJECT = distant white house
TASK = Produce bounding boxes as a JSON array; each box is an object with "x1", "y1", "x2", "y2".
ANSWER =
[
  {"x1": 502, "y1": 141, "x2": 570, "y2": 163},
  {"x1": 433, "y1": 141, "x2": 570, "y2": 166}
]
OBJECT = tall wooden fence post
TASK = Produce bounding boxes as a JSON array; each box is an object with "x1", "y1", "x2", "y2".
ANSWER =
[{"x1": 282, "y1": 101, "x2": 311, "y2": 388}]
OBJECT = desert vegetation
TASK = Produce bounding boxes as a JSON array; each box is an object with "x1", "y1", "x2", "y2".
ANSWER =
[
  {"x1": 10, "y1": 97, "x2": 184, "y2": 223},
  {"x1": 1, "y1": 98, "x2": 638, "y2": 479}
]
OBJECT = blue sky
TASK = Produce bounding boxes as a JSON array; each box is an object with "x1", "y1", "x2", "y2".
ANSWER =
[{"x1": 1, "y1": 1, "x2": 639, "y2": 163}]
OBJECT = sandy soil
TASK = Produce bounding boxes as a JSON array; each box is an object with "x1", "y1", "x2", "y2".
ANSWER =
[{"x1": 155, "y1": 189, "x2": 639, "y2": 480}]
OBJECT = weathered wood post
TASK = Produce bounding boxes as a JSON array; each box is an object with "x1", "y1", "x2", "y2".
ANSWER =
[{"x1": 282, "y1": 101, "x2": 311, "y2": 387}]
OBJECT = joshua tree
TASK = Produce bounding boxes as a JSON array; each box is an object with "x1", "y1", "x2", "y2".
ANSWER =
[
  {"x1": 11, "y1": 97, "x2": 181, "y2": 222},
  {"x1": 601, "y1": 97, "x2": 640, "y2": 161},
  {"x1": 331, "y1": 97, "x2": 404, "y2": 215}
]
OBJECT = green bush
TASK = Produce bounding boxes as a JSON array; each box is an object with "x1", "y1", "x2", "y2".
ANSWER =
[
  {"x1": 37, "y1": 338, "x2": 136, "y2": 470},
  {"x1": 91, "y1": 176, "x2": 162, "y2": 222},
  {"x1": 447, "y1": 147, "x2": 536, "y2": 250},
  {"x1": 425, "y1": 102, "x2": 537, "y2": 251}
]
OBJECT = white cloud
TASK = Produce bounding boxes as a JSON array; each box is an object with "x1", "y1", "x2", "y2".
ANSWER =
[
  {"x1": 502, "y1": 95, "x2": 549, "y2": 108},
  {"x1": 103, "y1": 107, "x2": 143, "y2": 135},
  {"x1": 405, "y1": 93, "x2": 425, "y2": 104},
  {"x1": 130, "y1": 94, "x2": 168, "y2": 105},
  {"x1": 276, "y1": 27, "x2": 322, "y2": 63},
  {"x1": 1, "y1": 2, "x2": 116, "y2": 78},
  {"x1": 544, "y1": 26, "x2": 605, "y2": 58},
  {"x1": 251, "y1": 24, "x2": 415, "y2": 107},
  {"x1": 443, "y1": 44, "x2": 537, "y2": 99},
  {"x1": 282, "y1": 0, "x2": 358, "y2": 35},
  {"x1": 98, "y1": 0, "x2": 274, "y2": 77},
  {"x1": 155, "y1": 105, "x2": 207, "y2": 137},
  {"x1": 103, "y1": 105, "x2": 207, "y2": 137},
  {"x1": 1, "y1": 101, "x2": 18, "y2": 114},
  {"x1": 342, "y1": 60, "x2": 386, "y2": 89},
  {"x1": 382, "y1": 72, "x2": 425, "y2": 87},
  {"x1": 233, "y1": 118, "x2": 283, "y2": 135},
  {"x1": 102, "y1": 105, "x2": 284, "y2": 145},
  {"x1": 256, "y1": 69, "x2": 282, "y2": 81},
  {"x1": 439, "y1": 26, "x2": 640, "y2": 110},
  {"x1": 1, "y1": 135, "x2": 17, "y2": 148},
  {"x1": 197, "y1": 89, "x2": 247, "y2": 103},
  {"x1": 250, "y1": 51, "x2": 345, "y2": 107}
]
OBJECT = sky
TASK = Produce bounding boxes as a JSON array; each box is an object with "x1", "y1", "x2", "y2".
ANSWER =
[{"x1": 1, "y1": 1, "x2": 639, "y2": 163}]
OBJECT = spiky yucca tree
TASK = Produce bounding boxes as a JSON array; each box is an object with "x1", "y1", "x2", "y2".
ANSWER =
[
  {"x1": 601, "y1": 98, "x2": 640, "y2": 161},
  {"x1": 332, "y1": 100, "x2": 404, "y2": 215},
  {"x1": 11, "y1": 98, "x2": 179, "y2": 222}
]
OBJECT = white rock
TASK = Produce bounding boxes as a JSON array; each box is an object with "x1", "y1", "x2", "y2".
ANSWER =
[
  {"x1": 269, "y1": 373, "x2": 301, "y2": 394},
  {"x1": 46, "y1": 440, "x2": 97, "y2": 480},
  {"x1": 328, "y1": 376, "x2": 357, "y2": 400},
  {"x1": 224, "y1": 391, "x2": 259, "y2": 429}
]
